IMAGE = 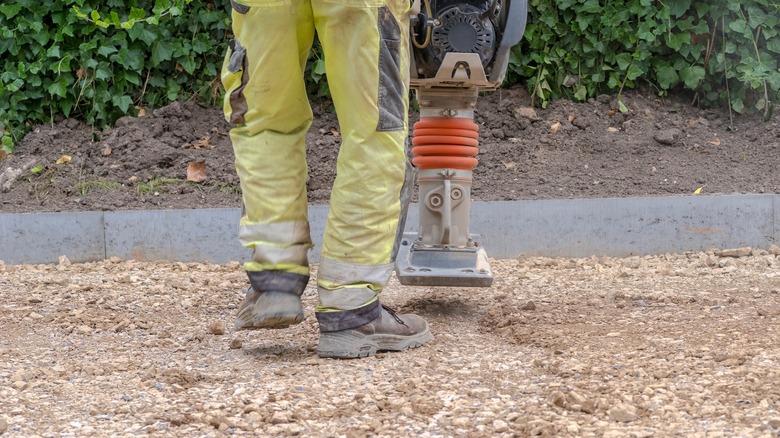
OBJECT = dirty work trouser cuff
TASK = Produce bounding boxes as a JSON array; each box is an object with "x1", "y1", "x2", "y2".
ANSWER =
[
  {"x1": 247, "y1": 271, "x2": 309, "y2": 297},
  {"x1": 316, "y1": 300, "x2": 382, "y2": 332}
]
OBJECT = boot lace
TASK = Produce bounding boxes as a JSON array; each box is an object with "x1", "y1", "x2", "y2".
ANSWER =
[{"x1": 382, "y1": 305, "x2": 408, "y2": 327}]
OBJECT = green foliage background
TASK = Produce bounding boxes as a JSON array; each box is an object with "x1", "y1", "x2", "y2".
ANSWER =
[
  {"x1": 509, "y1": 0, "x2": 780, "y2": 115},
  {"x1": 1, "y1": 0, "x2": 779, "y2": 153},
  {"x1": 0, "y1": 0, "x2": 231, "y2": 152}
]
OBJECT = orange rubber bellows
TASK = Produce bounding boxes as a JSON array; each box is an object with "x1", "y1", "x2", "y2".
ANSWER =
[{"x1": 411, "y1": 117, "x2": 479, "y2": 170}]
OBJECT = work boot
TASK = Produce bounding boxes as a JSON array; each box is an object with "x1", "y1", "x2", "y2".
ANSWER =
[
  {"x1": 234, "y1": 288, "x2": 304, "y2": 330},
  {"x1": 316, "y1": 305, "x2": 432, "y2": 358}
]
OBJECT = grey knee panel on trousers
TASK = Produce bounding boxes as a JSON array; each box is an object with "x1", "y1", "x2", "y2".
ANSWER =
[
  {"x1": 376, "y1": 7, "x2": 405, "y2": 132},
  {"x1": 230, "y1": 0, "x2": 250, "y2": 14}
]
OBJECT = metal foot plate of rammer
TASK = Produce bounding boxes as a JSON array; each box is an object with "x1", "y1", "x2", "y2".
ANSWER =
[{"x1": 394, "y1": 233, "x2": 494, "y2": 287}]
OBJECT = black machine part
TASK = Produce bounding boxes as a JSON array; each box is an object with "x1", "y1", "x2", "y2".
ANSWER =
[
  {"x1": 411, "y1": 0, "x2": 527, "y2": 83},
  {"x1": 431, "y1": 4, "x2": 496, "y2": 67}
]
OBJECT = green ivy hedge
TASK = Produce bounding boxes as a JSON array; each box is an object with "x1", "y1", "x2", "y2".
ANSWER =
[
  {"x1": 0, "y1": 0, "x2": 231, "y2": 152},
  {"x1": 1, "y1": 0, "x2": 778, "y2": 153},
  {"x1": 509, "y1": 0, "x2": 780, "y2": 115}
]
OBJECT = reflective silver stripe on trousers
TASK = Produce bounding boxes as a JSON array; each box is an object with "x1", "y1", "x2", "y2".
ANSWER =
[
  {"x1": 318, "y1": 256, "x2": 394, "y2": 287},
  {"x1": 240, "y1": 220, "x2": 312, "y2": 265},
  {"x1": 250, "y1": 244, "x2": 310, "y2": 266},
  {"x1": 317, "y1": 256, "x2": 393, "y2": 309},
  {"x1": 239, "y1": 220, "x2": 311, "y2": 246},
  {"x1": 318, "y1": 286, "x2": 379, "y2": 310}
]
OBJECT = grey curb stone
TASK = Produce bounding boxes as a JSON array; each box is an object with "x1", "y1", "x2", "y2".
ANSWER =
[{"x1": 1, "y1": 195, "x2": 777, "y2": 264}]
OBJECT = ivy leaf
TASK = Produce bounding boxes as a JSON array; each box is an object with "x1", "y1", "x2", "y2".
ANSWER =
[
  {"x1": 71, "y1": 5, "x2": 87, "y2": 20},
  {"x1": 55, "y1": 56, "x2": 73, "y2": 73},
  {"x1": 573, "y1": 85, "x2": 587, "y2": 101},
  {"x1": 46, "y1": 44, "x2": 60, "y2": 58},
  {"x1": 117, "y1": 48, "x2": 145, "y2": 71},
  {"x1": 47, "y1": 76, "x2": 68, "y2": 97},
  {"x1": 148, "y1": 75, "x2": 166, "y2": 88},
  {"x1": 153, "y1": 0, "x2": 173, "y2": 16},
  {"x1": 97, "y1": 45, "x2": 118, "y2": 57},
  {"x1": 746, "y1": 4, "x2": 768, "y2": 29},
  {"x1": 166, "y1": 79, "x2": 181, "y2": 101},
  {"x1": 192, "y1": 39, "x2": 209, "y2": 54},
  {"x1": 6, "y1": 78, "x2": 24, "y2": 93},
  {"x1": 111, "y1": 95, "x2": 133, "y2": 113},
  {"x1": 615, "y1": 53, "x2": 632, "y2": 71},
  {"x1": 668, "y1": 0, "x2": 691, "y2": 18},
  {"x1": 637, "y1": 27, "x2": 655, "y2": 42},
  {"x1": 655, "y1": 64, "x2": 679, "y2": 90},
  {"x1": 127, "y1": 24, "x2": 158, "y2": 46},
  {"x1": 129, "y1": 7, "x2": 146, "y2": 20},
  {"x1": 728, "y1": 19, "x2": 749, "y2": 35},
  {"x1": 95, "y1": 64, "x2": 113, "y2": 80},
  {"x1": 179, "y1": 57, "x2": 197, "y2": 74},
  {"x1": 61, "y1": 99, "x2": 75, "y2": 117},
  {"x1": 79, "y1": 40, "x2": 98, "y2": 52},
  {"x1": 2, "y1": 135, "x2": 14, "y2": 153},
  {"x1": 109, "y1": 11, "x2": 121, "y2": 27},
  {"x1": 0, "y1": 3, "x2": 23, "y2": 19},
  {"x1": 680, "y1": 65, "x2": 705, "y2": 89},
  {"x1": 30, "y1": 27, "x2": 50, "y2": 46},
  {"x1": 767, "y1": 37, "x2": 780, "y2": 55},
  {"x1": 579, "y1": 0, "x2": 601, "y2": 14},
  {"x1": 666, "y1": 32, "x2": 690, "y2": 51},
  {"x1": 152, "y1": 40, "x2": 176, "y2": 65},
  {"x1": 310, "y1": 59, "x2": 326, "y2": 83},
  {"x1": 626, "y1": 63, "x2": 644, "y2": 81},
  {"x1": 731, "y1": 98, "x2": 745, "y2": 113}
]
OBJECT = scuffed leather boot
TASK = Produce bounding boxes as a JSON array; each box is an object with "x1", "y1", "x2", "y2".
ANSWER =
[
  {"x1": 234, "y1": 288, "x2": 304, "y2": 330},
  {"x1": 316, "y1": 305, "x2": 432, "y2": 358}
]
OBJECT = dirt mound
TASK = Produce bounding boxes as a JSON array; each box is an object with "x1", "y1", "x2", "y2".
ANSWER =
[
  {"x1": 1, "y1": 88, "x2": 778, "y2": 213},
  {"x1": 1, "y1": 101, "x2": 237, "y2": 212}
]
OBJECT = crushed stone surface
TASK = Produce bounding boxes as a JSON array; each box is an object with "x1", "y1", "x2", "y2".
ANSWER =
[{"x1": 2, "y1": 251, "x2": 780, "y2": 436}]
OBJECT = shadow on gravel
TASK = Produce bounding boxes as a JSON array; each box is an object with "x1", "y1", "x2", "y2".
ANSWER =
[
  {"x1": 243, "y1": 344, "x2": 313, "y2": 359},
  {"x1": 401, "y1": 297, "x2": 477, "y2": 317}
]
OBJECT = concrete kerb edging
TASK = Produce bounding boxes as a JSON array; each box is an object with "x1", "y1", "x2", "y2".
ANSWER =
[{"x1": 1, "y1": 194, "x2": 777, "y2": 265}]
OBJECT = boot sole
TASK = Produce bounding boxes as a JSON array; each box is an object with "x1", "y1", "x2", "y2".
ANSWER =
[
  {"x1": 235, "y1": 313, "x2": 304, "y2": 330},
  {"x1": 234, "y1": 293, "x2": 304, "y2": 330},
  {"x1": 316, "y1": 327, "x2": 433, "y2": 359}
]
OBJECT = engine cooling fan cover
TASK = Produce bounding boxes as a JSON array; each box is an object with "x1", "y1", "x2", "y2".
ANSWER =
[{"x1": 431, "y1": 5, "x2": 496, "y2": 67}]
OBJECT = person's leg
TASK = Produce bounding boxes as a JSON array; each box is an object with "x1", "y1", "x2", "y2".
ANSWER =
[
  {"x1": 312, "y1": 0, "x2": 431, "y2": 357},
  {"x1": 222, "y1": 0, "x2": 316, "y2": 329}
]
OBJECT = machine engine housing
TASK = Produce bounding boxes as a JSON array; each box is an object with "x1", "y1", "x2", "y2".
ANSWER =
[{"x1": 411, "y1": 0, "x2": 526, "y2": 84}]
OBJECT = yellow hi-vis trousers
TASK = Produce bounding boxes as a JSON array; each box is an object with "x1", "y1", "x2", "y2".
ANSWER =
[{"x1": 222, "y1": 0, "x2": 412, "y2": 324}]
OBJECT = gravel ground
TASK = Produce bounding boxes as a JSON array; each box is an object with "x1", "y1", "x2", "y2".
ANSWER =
[{"x1": 2, "y1": 250, "x2": 780, "y2": 437}]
